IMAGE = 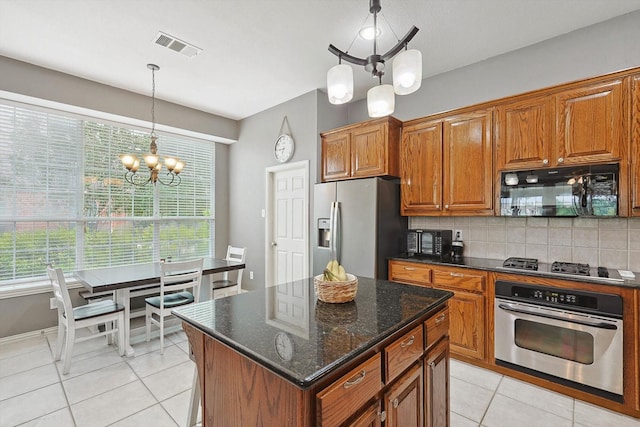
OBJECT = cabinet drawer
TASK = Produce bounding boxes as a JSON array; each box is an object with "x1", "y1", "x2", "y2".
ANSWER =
[
  {"x1": 389, "y1": 261, "x2": 431, "y2": 285},
  {"x1": 432, "y1": 268, "x2": 485, "y2": 292},
  {"x1": 385, "y1": 325, "x2": 424, "y2": 383},
  {"x1": 317, "y1": 353, "x2": 382, "y2": 427},
  {"x1": 425, "y1": 306, "x2": 449, "y2": 350}
]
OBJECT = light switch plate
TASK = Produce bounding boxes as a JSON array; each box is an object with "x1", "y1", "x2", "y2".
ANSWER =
[{"x1": 50, "y1": 297, "x2": 57, "y2": 310}]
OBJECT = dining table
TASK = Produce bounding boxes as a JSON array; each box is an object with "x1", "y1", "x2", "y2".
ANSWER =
[{"x1": 74, "y1": 257, "x2": 245, "y2": 356}]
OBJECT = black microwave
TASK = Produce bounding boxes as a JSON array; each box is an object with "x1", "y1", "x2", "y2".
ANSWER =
[{"x1": 407, "y1": 229, "x2": 453, "y2": 259}]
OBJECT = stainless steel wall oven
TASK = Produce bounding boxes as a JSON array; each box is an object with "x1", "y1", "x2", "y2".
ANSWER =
[{"x1": 494, "y1": 280, "x2": 624, "y2": 402}]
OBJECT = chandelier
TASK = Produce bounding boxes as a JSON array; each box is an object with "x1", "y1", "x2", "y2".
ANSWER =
[
  {"x1": 119, "y1": 64, "x2": 184, "y2": 186},
  {"x1": 327, "y1": 0, "x2": 422, "y2": 117}
]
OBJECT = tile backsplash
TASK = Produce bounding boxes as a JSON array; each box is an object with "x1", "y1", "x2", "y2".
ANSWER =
[{"x1": 409, "y1": 216, "x2": 640, "y2": 272}]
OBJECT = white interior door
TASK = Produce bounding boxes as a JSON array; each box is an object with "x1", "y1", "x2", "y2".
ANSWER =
[{"x1": 265, "y1": 161, "x2": 309, "y2": 287}]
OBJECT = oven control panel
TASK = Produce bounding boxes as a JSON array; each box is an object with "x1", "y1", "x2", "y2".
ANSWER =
[{"x1": 527, "y1": 288, "x2": 590, "y2": 307}]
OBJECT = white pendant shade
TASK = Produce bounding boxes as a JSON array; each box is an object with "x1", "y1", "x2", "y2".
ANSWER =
[
  {"x1": 367, "y1": 84, "x2": 395, "y2": 118},
  {"x1": 327, "y1": 64, "x2": 354, "y2": 105},
  {"x1": 392, "y1": 49, "x2": 422, "y2": 95}
]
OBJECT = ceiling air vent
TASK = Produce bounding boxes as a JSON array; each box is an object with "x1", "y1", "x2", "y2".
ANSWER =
[{"x1": 153, "y1": 31, "x2": 202, "y2": 58}]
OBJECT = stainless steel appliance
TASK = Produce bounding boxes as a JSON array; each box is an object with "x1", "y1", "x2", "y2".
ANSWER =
[
  {"x1": 499, "y1": 163, "x2": 619, "y2": 217},
  {"x1": 495, "y1": 279, "x2": 624, "y2": 401},
  {"x1": 407, "y1": 229, "x2": 453, "y2": 259},
  {"x1": 498, "y1": 257, "x2": 625, "y2": 284},
  {"x1": 313, "y1": 178, "x2": 407, "y2": 279}
]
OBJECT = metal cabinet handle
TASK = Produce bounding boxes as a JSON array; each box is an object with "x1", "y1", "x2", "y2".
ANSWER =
[
  {"x1": 403, "y1": 267, "x2": 416, "y2": 271},
  {"x1": 435, "y1": 204, "x2": 440, "y2": 209},
  {"x1": 400, "y1": 335, "x2": 415, "y2": 348},
  {"x1": 379, "y1": 411, "x2": 387, "y2": 422},
  {"x1": 558, "y1": 157, "x2": 564, "y2": 163},
  {"x1": 393, "y1": 398, "x2": 399, "y2": 408},
  {"x1": 435, "y1": 313, "x2": 447, "y2": 324},
  {"x1": 343, "y1": 370, "x2": 366, "y2": 389},
  {"x1": 449, "y1": 272, "x2": 464, "y2": 277},
  {"x1": 542, "y1": 159, "x2": 549, "y2": 165},
  {"x1": 444, "y1": 204, "x2": 449, "y2": 209},
  {"x1": 429, "y1": 361, "x2": 436, "y2": 369}
]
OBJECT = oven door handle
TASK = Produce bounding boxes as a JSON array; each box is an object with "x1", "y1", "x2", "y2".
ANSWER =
[{"x1": 497, "y1": 303, "x2": 618, "y2": 330}]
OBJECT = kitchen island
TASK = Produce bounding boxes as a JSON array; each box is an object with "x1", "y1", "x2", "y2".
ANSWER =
[{"x1": 173, "y1": 276, "x2": 453, "y2": 426}]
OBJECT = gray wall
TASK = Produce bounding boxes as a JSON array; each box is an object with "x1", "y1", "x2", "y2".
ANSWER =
[
  {"x1": 347, "y1": 10, "x2": 640, "y2": 123},
  {"x1": 230, "y1": 90, "x2": 348, "y2": 291}
]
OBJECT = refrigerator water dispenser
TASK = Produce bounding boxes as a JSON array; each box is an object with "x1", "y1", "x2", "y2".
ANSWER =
[{"x1": 317, "y1": 218, "x2": 331, "y2": 248}]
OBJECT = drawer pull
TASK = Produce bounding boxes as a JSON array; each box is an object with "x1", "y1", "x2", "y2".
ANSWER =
[
  {"x1": 393, "y1": 398, "x2": 399, "y2": 408},
  {"x1": 449, "y1": 272, "x2": 464, "y2": 277},
  {"x1": 343, "y1": 370, "x2": 366, "y2": 389},
  {"x1": 403, "y1": 267, "x2": 416, "y2": 271},
  {"x1": 435, "y1": 313, "x2": 447, "y2": 324},
  {"x1": 400, "y1": 335, "x2": 415, "y2": 348}
]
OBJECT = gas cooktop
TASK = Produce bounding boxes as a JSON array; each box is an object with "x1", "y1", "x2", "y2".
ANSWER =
[{"x1": 500, "y1": 257, "x2": 624, "y2": 283}]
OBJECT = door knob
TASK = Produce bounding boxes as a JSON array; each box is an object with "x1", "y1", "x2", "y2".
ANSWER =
[{"x1": 271, "y1": 242, "x2": 277, "y2": 247}]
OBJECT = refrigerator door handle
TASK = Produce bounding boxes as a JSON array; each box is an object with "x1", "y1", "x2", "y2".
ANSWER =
[{"x1": 332, "y1": 201, "x2": 341, "y2": 264}]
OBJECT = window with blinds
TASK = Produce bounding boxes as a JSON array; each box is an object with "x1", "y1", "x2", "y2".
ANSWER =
[{"x1": 0, "y1": 101, "x2": 215, "y2": 284}]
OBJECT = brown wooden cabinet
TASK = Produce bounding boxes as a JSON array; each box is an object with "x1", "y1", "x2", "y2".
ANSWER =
[
  {"x1": 321, "y1": 117, "x2": 401, "y2": 182},
  {"x1": 494, "y1": 95, "x2": 555, "y2": 171},
  {"x1": 631, "y1": 74, "x2": 640, "y2": 216},
  {"x1": 384, "y1": 364, "x2": 424, "y2": 427},
  {"x1": 424, "y1": 337, "x2": 450, "y2": 427},
  {"x1": 347, "y1": 401, "x2": 383, "y2": 427},
  {"x1": 400, "y1": 109, "x2": 493, "y2": 216},
  {"x1": 388, "y1": 260, "x2": 432, "y2": 286}
]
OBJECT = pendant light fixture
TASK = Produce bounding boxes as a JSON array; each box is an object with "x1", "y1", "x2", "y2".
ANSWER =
[
  {"x1": 327, "y1": 0, "x2": 422, "y2": 117},
  {"x1": 119, "y1": 64, "x2": 184, "y2": 186}
]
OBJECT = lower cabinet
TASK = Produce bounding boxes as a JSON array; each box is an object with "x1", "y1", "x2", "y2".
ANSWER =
[
  {"x1": 425, "y1": 338, "x2": 450, "y2": 427},
  {"x1": 347, "y1": 400, "x2": 383, "y2": 427},
  {"x1": 443, "y1": 290, "x2": 485, "y2": 360},
  {"x1": 384, "y1": 364, "x2": 423, "y2": 427}
]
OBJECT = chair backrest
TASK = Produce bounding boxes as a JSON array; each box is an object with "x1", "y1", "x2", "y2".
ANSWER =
[
  {"x1": 47, "y1": 266, "x2": 73, "y2": 325},
  {"x1": 160, "y1": 258, "x2": 204, "y2": 303},
  {"x1": 223, "y1": 245, "x2": 247, "y2": 287}
]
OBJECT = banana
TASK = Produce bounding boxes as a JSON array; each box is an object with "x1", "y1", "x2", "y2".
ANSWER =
[{"x1": 324, "y1": 260, "x2": 348, "y2": 281}]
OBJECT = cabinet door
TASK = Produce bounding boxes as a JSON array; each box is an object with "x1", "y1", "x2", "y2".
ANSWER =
[
  {"x1": 351, "y1": 123, "x2": 387, "y2": 178},
  {"x1": 632, "y1": 74, "x2": 640, "y2": 216},
  {"x1": 495, "y1": 96, "x2": 555, "y2": 171},
  {"x1": 400, "y1": 120, "x2": 443, "y2": 215},
  {"x1": 322, "y1": 131, "x2": 351, "y2": 181},
  {"x1": 445, "y1": 291, "x2": 485, "y2": 360},
  {"x1": 347, "y1": 400, "x2": 382, "y2": 427},
  {"x1": 425, "y1": 337, "x2": 450, "y2": 427},
  {"x1": 443, "y1": 110, "x2": 493, "y2": 214},
  {"x1": 556, "y1": 79, "x2": 624, "y2": 165},
  {"x1": 384, "y1": 364, "x2": 423, "y2": 427}
]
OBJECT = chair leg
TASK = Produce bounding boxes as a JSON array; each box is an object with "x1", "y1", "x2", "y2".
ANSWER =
[
  {"x1": 187, "y1": 365, "x2": 201, "y2": 427},
  {"x1": 54, "y1": 322, "x2": 65, "y2": 361},
  {"x1": 145, "y1": 305, "x2": 151, "y2": 342},
  {"x1": 117, "y1": 313, "x2": 125, "y2": 356},
  {"x1": 159, "y1": 316, "x2": 165, "y2": 355},
  {"x1": 62, "y1": 327, "x2": 75, "y2": 375},
  {"x1": 105, "y1": 320, "x2": 113, "y2": 345}
]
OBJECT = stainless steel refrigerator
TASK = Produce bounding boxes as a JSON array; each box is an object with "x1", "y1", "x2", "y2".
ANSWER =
[{"x1": 313, "y1": 177, "x2": 407, "y2": 279}]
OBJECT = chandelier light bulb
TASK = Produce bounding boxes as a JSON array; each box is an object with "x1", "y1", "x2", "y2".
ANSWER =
[
  {"x1": 173, "y1": 161, "x2": 185, "y2": 175},
  {"x1": 131, "y1": 158, "x2": 140, "y2": 173},
  {"x1": 327, "y1": 63, "x2": 354, "y2": 105},
  {"x1": 393, "y1": 49, "x2": 422, "y2": 95},
  {"x1": 358, "y1": 26, "x2": 381, "y2": 40},
  {"x1": 119, "y1": 154, "x2": 138, "y2": 171},
  {"x1": 143, "y1": 154, "x2": 159, "y2": 170},
  {"x1": 367, "y1": 84, "x2": 395, "y2": 117},
  {"x1": 164, "y1": 157, "x2": 178, "y2": 171}
]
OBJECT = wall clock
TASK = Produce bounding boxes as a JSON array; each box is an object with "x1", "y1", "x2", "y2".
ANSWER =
[
  {"x1": 274, "y1": 331, "x2": 294, "y2": 361},
  {"x1": 274, "y1": 134, "x2": 295, "y2": 163}
]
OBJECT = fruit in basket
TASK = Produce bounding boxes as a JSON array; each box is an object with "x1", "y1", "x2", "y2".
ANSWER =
[{"x1": 323, "y1": 260, "x2": 347, "y2": 281}]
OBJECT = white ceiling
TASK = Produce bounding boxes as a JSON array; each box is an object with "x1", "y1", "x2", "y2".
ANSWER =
[{"x1": 1, "y1": 0, "x2": 640, "y2": 120}]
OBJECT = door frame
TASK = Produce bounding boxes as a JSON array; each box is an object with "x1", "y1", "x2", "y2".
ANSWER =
[{"x1": 265, "y1": 160, "x2": 310, "y2": 287}]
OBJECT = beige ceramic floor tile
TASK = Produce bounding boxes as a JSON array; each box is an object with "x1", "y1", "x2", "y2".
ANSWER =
[
  {"x1": 0, "y1": 363, "x2": 59, "y2": 401},
  {"x1": 0, "y1": 336, "x2": 50, "y2": 361},
  {"x1": 108, "y1": 404, "x2": 178, "y2": 427},
  {"x1": 161, "y1": 388, "x2": 200, "y2": 427},
  {"x1": 62, "y1": 361, "x2": 138, "y2": 405},
  {"x1": 449, "y1": 376, "x2": 495, "y2": 423},
  {"x1": 482, "y1": 394, "x2": 572, "y2": 427},
  {"x1": 574, "y1": 400, "x2": 640, "y2": 427},
  {"x1": 0, "y1": 348, "x2": 54, "y2": 378},
  {"x1": 0, "y1": 383, "x2": 68, "y2": 426},
  {"x1": 451, "y1": 411, "x2": 480, "y2": 427},
  {"x1": 141, "y1": 360, "x2": 195, "y2": 402},
  {"x1": 18, "y1": 407, "x2": 76, "y2": 427},
  {"x1": 450, "y1": 359, "x2": 503, "y2": 391},
  {"x1": 126, "y1": 345, "x2": 190, "y2": 378},
  {"x1": 70, "y1": 380, "x2": 156, "y2": 427},
  {"x1": 55, "y1": 346, "x2": 125, "y2": 380},
  {"x1": 496, "y1": 376, "x2": 574, "y2": 420}
]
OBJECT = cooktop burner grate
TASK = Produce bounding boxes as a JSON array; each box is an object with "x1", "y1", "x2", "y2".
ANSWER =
[
  {"x1": 551, "y1": 261, "x2": 591, "y2": 276},
  {"x1": 503, "y1": 257, "x2": 539, "y2": 270}
]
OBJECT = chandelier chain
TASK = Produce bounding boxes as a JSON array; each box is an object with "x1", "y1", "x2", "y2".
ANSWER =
[{"x1": 151, "y1": 66, "x2": 156, "y2": 137}]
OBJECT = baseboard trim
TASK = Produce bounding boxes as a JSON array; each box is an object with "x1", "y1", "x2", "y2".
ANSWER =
[{"x1": 0, "y1": 327, "x2": 57, "y2": 345}]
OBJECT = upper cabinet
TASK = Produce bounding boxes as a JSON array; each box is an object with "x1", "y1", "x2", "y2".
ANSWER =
[
  {"x1": 321, "y1": 117, "x2": 401, "y2": 182},
  {"x1": 401, "y1": 109, "x2": 493, "y2": 216},
  {"x1": 496, "y1": 78, "x2": 625, "y2": 171},
  {"x1": 632, "y1": 74, "x2": 640, "y2": 216}
]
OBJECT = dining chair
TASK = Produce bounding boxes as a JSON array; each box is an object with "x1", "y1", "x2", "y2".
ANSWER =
[
  {"x1": 145, "y1": 258, "x2": 204, "y2": 354},
  {"x1": 211, "y1": 245, "x2": 247, "y2": 298},
  {"x1": 46, "y1": 266, "x2": 125, "y2": 375}
]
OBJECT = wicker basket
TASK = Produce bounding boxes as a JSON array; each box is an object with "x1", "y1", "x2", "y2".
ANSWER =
[{"x1": 314, "y1": 274, "x2": 358, "y2": 303}]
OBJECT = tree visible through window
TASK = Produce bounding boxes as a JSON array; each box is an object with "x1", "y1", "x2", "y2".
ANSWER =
[{"x1": 0, "y1": 101, "x2": 215, "y2": 283}]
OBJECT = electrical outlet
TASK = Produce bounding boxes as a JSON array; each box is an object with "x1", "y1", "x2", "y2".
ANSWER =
[
  {"x1": 49, "y1": 297, "x2": 57, "y2": 310},
  {"x1": 454, "y1": 229, "x2": 463, "y2": 241},
  {"x1": 249, "y1": 271, "x2": 254, "y2": 280}
]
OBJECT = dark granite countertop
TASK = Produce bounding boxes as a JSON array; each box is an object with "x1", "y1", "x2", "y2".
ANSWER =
[
  {"x1": 389, "y1": 254, "x2": 640, "y2": 288},
  {"x1": 172, "y1": 276, "x2": 453, "y2": 389}
]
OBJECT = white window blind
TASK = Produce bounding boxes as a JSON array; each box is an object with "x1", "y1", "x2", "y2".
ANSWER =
[{"x1": 0, "y1": 100, "x2": 215, "y2": 284}]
